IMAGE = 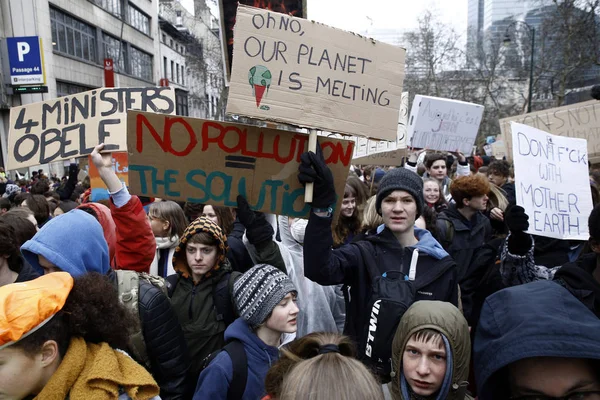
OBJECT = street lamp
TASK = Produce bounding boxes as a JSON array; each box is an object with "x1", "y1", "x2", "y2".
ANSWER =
[{"x1": 503, "y1": 21, "x2": 536, "y2": 113}]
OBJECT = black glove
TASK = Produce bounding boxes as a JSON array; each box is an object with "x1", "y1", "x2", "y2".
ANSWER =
[
  {"x1": 297, "y1": 143, "x2": 336, "y2": 209},
  {"x1": 236, "y1": 195, "x2": 274, "y2": 244},
  {"x1": 505, "y1": 206, "x2": 532, "y2": 255},
  {"x1": 505, "y1": 205, "x2": 529, "y2": 233}
]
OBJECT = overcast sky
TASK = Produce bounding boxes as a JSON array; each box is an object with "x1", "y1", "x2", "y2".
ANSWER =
[{"x1": 181, "y1": 0, "x2": 469, "y2": 38}]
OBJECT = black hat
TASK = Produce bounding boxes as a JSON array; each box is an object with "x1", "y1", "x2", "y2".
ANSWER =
[{"x1": 375, "y1": 168, "x2": 424, "y2": 217}]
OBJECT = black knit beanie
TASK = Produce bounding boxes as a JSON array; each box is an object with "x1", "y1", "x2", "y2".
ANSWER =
[{"x1": 375, "y1": 168, "x2": 424, "y2": 217}]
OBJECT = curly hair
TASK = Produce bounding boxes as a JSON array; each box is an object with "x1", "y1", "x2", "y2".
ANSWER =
[
  {"x1": 274, "y1": 333, "x2": 384, "y2": 400},
  {"x1": 450, "y1": 175, "x2": 490, "y2": 209},
  {"x1": 12, "y1": 272, "x2": 136, "y2": 358},
  {"x1": 488, "y1": 160, "x2": 511, "y2": 178}
]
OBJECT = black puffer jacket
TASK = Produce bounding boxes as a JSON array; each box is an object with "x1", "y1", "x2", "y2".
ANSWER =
[
  {"x1": 437, "y1": 203, "x2": 492, "y2": 280},
  {"x1": 107, "y1": 270, "x2": 190, "y2": 400}
]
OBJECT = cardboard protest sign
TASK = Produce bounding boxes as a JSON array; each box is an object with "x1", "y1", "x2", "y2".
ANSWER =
[
  {"x1": 491, "y1": 140, "x2": 507, "y2": 159},
  {"x1": 127, "y1": 111, "x2": 353, "y2": 217},
  {"x1": 511, "y1": 122, "x2": 593, "y2": 240},
  {"x1": 88, "y1": 152, "x2": 129, "y2": 202},
  {"x1": 397, "y1": 91, "x2": 409, "y2": 149},
  {"x1": 499, "y1": 100, "x2": 600, "y2": 162},
  {"x1": 226, "y1": 5, "x2": 406, "y2": 142},
  {"x1": 352, "y1": 148, "x2": 406, "y2": 166},
  {"x1": 7, "y1": 87, "x2": 176, "y2": 170},
  {"x1": 407, "y1": 95, "x2": 484, "y2": 154}
]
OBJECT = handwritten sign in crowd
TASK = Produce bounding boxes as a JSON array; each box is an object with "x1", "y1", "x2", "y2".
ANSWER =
[
  {"x1": 226, "y1": 5, "x2": 406, "y2": 142},
  {"x1": 511, "y1": 122, "x2": 593, "y2": 240},
  {"x1": 7, "y1": 87, "x2": 175, "y2": 170},
  {"x1": 500, "y1": 100, "x2": 600, "y2": 161},
  {"x1": 127, "y1": 111, "x2": 352, "y2": 217},
  {"x1": 407, "y1": 95, "x2": 484, "y2": 154},
  {"x1": 88, "y1": 152, "x2": 129, "y2": 202}
]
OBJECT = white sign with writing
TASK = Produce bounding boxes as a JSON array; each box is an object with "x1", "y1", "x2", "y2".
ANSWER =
[
  {"x1": 407, "y1": 95, "x2": 484, "y2": 154},
  {"x1": 511, "y1": 122, "x2": 593, "y2": 240}
]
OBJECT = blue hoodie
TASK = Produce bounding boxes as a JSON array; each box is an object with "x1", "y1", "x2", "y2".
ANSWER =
[
  {"x1": 474, "y1": 280, "x2": 600, "y2": 400},
  {"x1": 21, "y1": 209, "x2": 110, "y2": 277},
  {"x1": 193, "y1": 318, "x2": 279, "y2": 400}
]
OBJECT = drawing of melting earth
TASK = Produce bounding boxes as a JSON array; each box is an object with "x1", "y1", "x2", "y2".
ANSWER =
[{"x1": 249, "y1": 66, "x2": 271, "y2": 108}]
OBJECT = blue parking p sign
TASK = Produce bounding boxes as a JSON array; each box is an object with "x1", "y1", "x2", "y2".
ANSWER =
[{"x1": 7, "y1": 36, "x2": 45, "y2": 85}]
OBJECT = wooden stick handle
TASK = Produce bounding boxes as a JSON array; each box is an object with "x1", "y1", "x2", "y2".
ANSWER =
[{"x1": 304, "y1": 129, "x2": 318, "y2": 203}]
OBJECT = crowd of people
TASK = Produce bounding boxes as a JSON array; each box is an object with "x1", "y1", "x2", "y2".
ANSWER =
[{"x1": 0, "y1": 140, "x2": 600, "y2": 400}]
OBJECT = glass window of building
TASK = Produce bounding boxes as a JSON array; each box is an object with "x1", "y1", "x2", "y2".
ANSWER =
[
  {"x1": 176, "y1": 90, "x2": 189, "y2": 116},
  {"x1": 103, "y1": 33, "x2": 127, "y2": 72},
  {"x1": 90, "y1": 0, "x2": 123, "y2": 18},
  {"x1": 56, "y1": 81, "x2": 94, "y2": 97},
  {"x1": 130, "y1": 47, "x2": 153, "y2": 81},
  {"x1": 51, "y1": 7, "x2": 97, "y2": 63},
  {"x1": 128, "y1": 5, "x2": 150, "y2": 35}
]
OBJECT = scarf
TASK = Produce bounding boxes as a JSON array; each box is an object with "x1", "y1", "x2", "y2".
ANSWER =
[
  {"x1": 35, "y1": 337, "x2": 159, "y2": 400},
  {"x1": 150, "y1": 236, "x2": 179, "y2": 277}
]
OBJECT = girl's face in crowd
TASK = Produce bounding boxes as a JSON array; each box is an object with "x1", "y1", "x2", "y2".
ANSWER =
[
  {"x1": 0, "y1": 346, "x2": 48, "y2": 399},
  {"x1": 341, "y1": 196, "x2": 356, "y2": 218},
  {"x1": 428, "y1": 160, "x2": 447, "y2": 181},
  {"x1": 403, "y1": 336, "x2": 447, "y2": 397},
  {"x1": 380, "y1": 190, "x2": 417, "y2": 234},
  {"x1": 423, "y1": 181, "x2": 440, "y2": 204},
  {"x1": 148, "y1": 214, "x2": 169, "y2": 238},
  {"x1": 185, "y1": 242, "x2": 218, "y2": 280},
  {"x1": 201, "y1": 205, "x2": 220, "y2": 226},
  {"x1": 264, "y1": 292, "x2": 299, "y2": 334}
]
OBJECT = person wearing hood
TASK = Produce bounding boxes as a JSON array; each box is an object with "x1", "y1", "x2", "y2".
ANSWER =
[
  {"x1": 390, "y1": 301, "x2": 471, "y2": 400},
  {"x1": 20, "y1": 209, "x2": 190, "y2": 399},
  {"x1": 278, "y1": 215, "x2": 346, "y2": 336},
  {"x1": 406, "y1": 151, "x2": 471, "y2": 202},
  {"x1": 193, "y1": 264, "x2": 298, "y2": 400},
  {"x1": 499, "y1": 204, "x2": 600, "y2": 318},
  {"x1": 474, "y1": 280, "x2": 600, "y2": 400},
  {"x1": 168, "y1": 196, "x2": 285, "y2": 387},
  {"x1": 0, "y1": 272, "x2": 160, "y2": 400},
  {"x1": 298, "y1": 147, "x2": 458, "y2": 381},
  {"x1": 76, "y1": 143, "x2": 155, "y2": 273}
]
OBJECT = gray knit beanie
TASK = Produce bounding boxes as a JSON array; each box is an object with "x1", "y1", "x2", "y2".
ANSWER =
[
  {"x1": 375, "y1": 168, "x2": 424, "y2": 217},
  {"x1": 233, "y1": 264, "x2": 297, "y2": 328}
]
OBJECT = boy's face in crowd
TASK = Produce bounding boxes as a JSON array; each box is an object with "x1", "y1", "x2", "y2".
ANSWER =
[
  {"x1": 427, "y1": 160, "x2": 447, "y2": 181},
  {"x1": 423, "y1": 181, "x2": 441, "y2": 204},
  {"x1": 38, "y1": 255, "x2": 61, "y2": 274},
  {"x1": 488, "y1": 172, "x2": 507, "y2": 187},
  {"x1": 508, "y1": 357, "x2": 600, "y2": 399},
  {"x1": 464, "y1": 194, "x2": 488, "y2": 211},
  {"x1": 381, "y1": 190, "x2": 417, "y2": 234},
  {"x1": 201, "y1": 205, "x2": 219, "y2": 226},
  {"x1": 264, "y1": 292, "x2": 299, "y2": 334},
  {"x1": 186, "y1": 242, "x2": 218, "y2": 280},
  {"x1": 341, "y1": 196, "x2": 356, "y2": 218},
  {"x1": 403, "y1": 334, "x2": 447, "y2": 397}
]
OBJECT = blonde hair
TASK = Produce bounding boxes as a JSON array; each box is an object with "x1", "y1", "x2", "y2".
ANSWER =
[
  {"x1": 488, "y1": 184, "x2": 509, "y2": 212},
  {"x1": 265, "y1": 333, "x2": 383, "y2": 400},
  {"x1": 272, "y1": 333, "x2": 384, "y2": 400},
  {"x1": 362, "y1": 195, "x2": 383, "y2": 233},
  {"x1": 148, "y1": 200, "x2": 188, "y2": 238}
]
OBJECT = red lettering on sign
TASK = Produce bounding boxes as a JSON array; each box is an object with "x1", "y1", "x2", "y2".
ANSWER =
[{"x1": 164, "y1": 117, "x2": 197, "y2": 157}]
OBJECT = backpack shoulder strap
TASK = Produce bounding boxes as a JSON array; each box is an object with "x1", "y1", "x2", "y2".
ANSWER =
[
  {"x1": 223, "y1": 339, "x2": 248, "y2": 400},
  {"x1": 115, "y1": 270, "x2": 151, "y2": 370},
  {"x1": 354, "y1": 241, "x2": 380, "y2": 280},
  {"x1": 213, "y1": 272, "x2": 237, "y2": 326},
  {"x1": 166, "y1": 274, "x2": 180, "y2": 298}
]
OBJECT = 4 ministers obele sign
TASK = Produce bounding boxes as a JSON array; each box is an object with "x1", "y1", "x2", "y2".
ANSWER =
[{"x1": 226, "y1": 5, "x2": 406, "y2": 142}]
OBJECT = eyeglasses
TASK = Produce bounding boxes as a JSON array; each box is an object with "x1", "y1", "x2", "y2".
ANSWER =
[{"x1": 511, "y1": 391, "x2": 600, "y2": 400}]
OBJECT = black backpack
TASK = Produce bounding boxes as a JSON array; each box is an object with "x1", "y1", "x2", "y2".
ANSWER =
[
  {"x1": 355, "y1": 241, "x2": 417, "y2": 383},
  {"x1": 200, "y1": 339, "x2": 248, "y2": 400},
  {"x1": 166, "y1": 271, "x2": 238, "y2": 325}
]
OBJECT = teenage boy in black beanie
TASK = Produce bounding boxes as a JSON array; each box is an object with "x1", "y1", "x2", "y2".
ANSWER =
[{"x1": 298, "y1": 146, "x2": 458, "y2": 382}]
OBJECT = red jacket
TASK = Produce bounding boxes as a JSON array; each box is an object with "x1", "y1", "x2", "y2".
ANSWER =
[{"x1": 78, "y1": 196, "x2": 155, "y2": 273}]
